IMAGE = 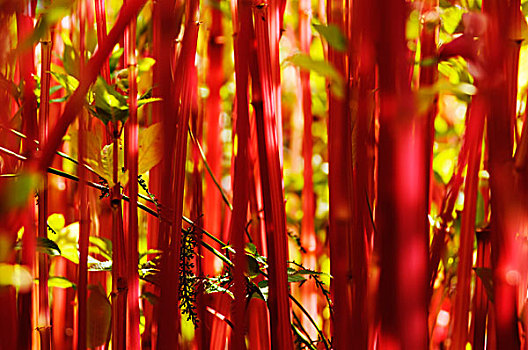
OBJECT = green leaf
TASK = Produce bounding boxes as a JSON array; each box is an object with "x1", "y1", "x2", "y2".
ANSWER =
[
  {"x1": 87, "y1": 285, "x2": 112, "y2": 348},
  {"x1": 50, "y1": 69, "x2": 79, "y2": 95},
  {"x1": 41, "y1": 276, "x2": 76, "y2": 289},
  {"x1": 285, "y1": 54, "x2": 344, "y2": 98},
  {"x1": 288, "y1": 274, "x2": 307, "y2": 283},
  {"x1": 433, "y1": 148, "x2": 457, "y2": 184},
  {"x1": 90, "y1": 77, "x2": 128, "y2": 125},
  {"x1": 245, "y1": 242, "x2": 257, "y2": 255},
  {"x1": 312, "y1": 23, "x2": 347, "y2": 52},
  {"x1": 255, "y1": 280, "x2": 268, "y2": 301},
  {"x1": 246, "y1": 255, "x2": 260, "y2": 278},
  {"x1": 62, "y1": 42, "x2": 80, "y2": 78},
  {"x1": 109, "y1": 48, "x2": 124, "y2": 75},
  {"x1": 37, "y1": 237, "x2": 61, "y2": 256}
]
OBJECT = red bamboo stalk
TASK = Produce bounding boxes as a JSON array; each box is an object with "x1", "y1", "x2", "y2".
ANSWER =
[
  {"x1": 16, "y1": 4, "x2": 37, "y2": 349},
  {"x1": 482, "y1": 0, "x2": 522, "y2": 347},
  {"x1": 37, "y1": 24, "x2": 53, "y2": 350},
  {"x1": 375, "y1": 0, "x2": 428, "y2": 348},
  {"x1": 111, "y1": 181, "x2": 127, "y2": 350},
  {"x1": 246, "y1": 24, "x2": 272, "y2": 349},
  {"x1": 229, "y1": 0, "x2": 252, "y2": 345},
  {"x1": 154, "y1": 0, "x2": 178, "y2": 344},
  {"x1": 326, "y1": 0, "x2": 357, "y2": 346},
  {"x1": 125, "y1": 12, "x2": 140, "y2": 350},
  {"x1": 298, "y1": 0, "x2": 318, "y2": 340},
  {"x1": 142, "y1": 1, "x2": 163, "y2": 346},
  {"x1": 204, "y1": 2, "x2": 225, "y2": 247},
  {"x1": 190, "y1": 96, "x2": 206, "y2": 349},
  {"x1": 94, "y1": 0, "x2": 111, "y2": 83},
  {"x1": 252, "y1": 5, "x2": 294, "y2": 348},
  {"x1": 418, "y1": 0, "x2": 438, "y2": 305},
  {"x1": 77, "y1": 2, "x2": 90, "y2": 348},
  {"x1": 472, "y1": 228, "x2": 491, "y2": 349},
  {"x1": 450, "y1": 96, "x2": 485, "y2": 349},
  {"x1": 157, "y1": 0, "x2": 200, "y2": 346}
]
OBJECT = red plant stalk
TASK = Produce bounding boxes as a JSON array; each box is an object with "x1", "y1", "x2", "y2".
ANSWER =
[
  {"x1": 450, "y1": 96, "x2": 485, "y2": 349},
  {"x1": 77, "y1": 2, "x2": 90, "y2": 348},
  {"x1": 0, "y1": 17, "x2": 18, "y2": 344},
  {"x1": 350, "y1": 0, "x2": 376, "y2": 347},
  {"x1": 375, "y1": 0, "x2": 428, "y2": 348},
  {"x1": 428, "y1": 118, "x2": 470, "y2": 290},
  {"x1": 268, "y1": 0, "x2": 285, "y2": 164},
  {"x1": 157, "y1": 0, "x2": 200, "y2": 346},
  {"x1": 247, "y1": 298, "x2": 271, "y2": 349},
  {"x1": 297, "y1": 0, "x2": 318, "y2": 339},
  {"x1": 326, "y1": 0, "x2": 359, "y2": 347},
  {"x1": 94, "y1": 0, "x2": 111, "y2": 83},
  {"x1": 111, "y1": 182, "x2": 127, "y2": 350},
  {"x1": 37, "y1": 26, "x2": 53, "y2": 350},
  {"x1": 154, "y1": 0, "x2": 178, "y2": 344},
  {"x1": 482, "y1": 0, "x2": 522, "y2": 347},
  {"x1": 419, "y1": 0, "x2": 438, "y2": 208},
  {"x1": 155, "y1": 0, "x2": 178, "y2": 254},
  {"x1": 141, "y1": 1, "x2": 164, "y2": 346},
  {"x1": 204, "y1": 2, "x2": 225, "y2": 252},
  {"x1": 34, "y1": 0, "x2": 148, "y2": 172},
  {"x1": 15, "y1": 4, "x2": 38, "y2": 349},
  {"x1": 471, "y1": 228, "x2": 491, "y2": 349},
  {"x1": 418, "y1": 0, "x2": 438, "y2": 300},
  {"x1": 189, "y1": 98, "x2": 206, "y2": 348},
  {"x1": 252, "y1": 6, "x2": 294, "y2": 349},
  {"x1": 125, "y1": 13, "x2": 140, "y2": 350},
  {"x1": 228, "y1": 0, "x2": 252, "y2": 345},
  {"x1": 247, "y1": 27, "x2": 272, "y2": 348},
  {"x1": 16, "y1": 5, "x2": 38, "y2": 157}
]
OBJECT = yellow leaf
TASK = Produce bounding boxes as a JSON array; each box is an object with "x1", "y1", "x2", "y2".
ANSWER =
[{"x1": 138, "y1": 123, "x2": 163, "y2": 175}]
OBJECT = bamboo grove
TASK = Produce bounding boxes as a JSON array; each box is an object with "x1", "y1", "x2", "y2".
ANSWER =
[{"x1": 1, "y1": 0, "x2": 528, "y2": 349}]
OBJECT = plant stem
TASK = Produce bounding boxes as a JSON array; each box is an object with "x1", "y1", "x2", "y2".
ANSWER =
[
  {"x1": 77, "y1": 2, "x2": 90, "y2": 348},
  {"x1": 125, "y1": 11, "x2": 140, "y2": 349},
  {"x1": 37, "y1": 23, "x2": 53, "y2": 350}
]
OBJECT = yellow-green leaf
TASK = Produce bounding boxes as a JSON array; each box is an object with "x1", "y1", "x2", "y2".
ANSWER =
[{"x1": 138, "y1": 123, "x2": 163, "y2": 175}]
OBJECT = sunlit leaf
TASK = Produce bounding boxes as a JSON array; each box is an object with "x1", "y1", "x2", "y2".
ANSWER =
[
  {"x1": 285, "y1": 54, "x2": 344, "y2": 98},
  {"x1": 312, "y1": 23, "x2": 347, "y2": 52},
  {"x1": 37, "y1": 276, "x2": 76, "y2": 289},
  {"x1": 440, "y1": 6, "x2": 464, "y2": 34},
  {"x1": 433, "y1": 148, "x2": 457, "y2": 184},
  {"x1": 138, "y1": 123, "x2": 163, "y2": 175},
  {"x1": 91, "y1": 77, "x2": 128, "y2": 125}
]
